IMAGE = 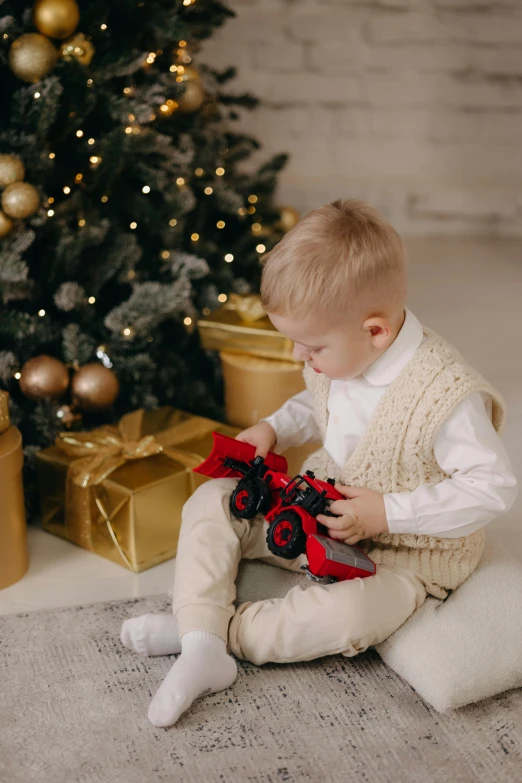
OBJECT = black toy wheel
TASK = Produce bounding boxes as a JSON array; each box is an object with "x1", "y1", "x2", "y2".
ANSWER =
[
  {"x1": 266, "y1": 510, "x2": 307, "y2": 560},
  {"x1": 230, "y1": 479, "x2": 271, "y2": 520}
]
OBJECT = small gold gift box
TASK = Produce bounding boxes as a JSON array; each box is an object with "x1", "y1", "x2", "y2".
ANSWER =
[
  {"x1": 197, "y1": 294, "x2": 297, "y2": 362},
  {"x1": 35, "y1": 407, "x2": 239, "y2": 573}
]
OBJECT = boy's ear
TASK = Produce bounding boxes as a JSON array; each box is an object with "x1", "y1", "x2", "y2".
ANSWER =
[{"x1": 363, "y1": 316, "x2": 392, "y2": 347}]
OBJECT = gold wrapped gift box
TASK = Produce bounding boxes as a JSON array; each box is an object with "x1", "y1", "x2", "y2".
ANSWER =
[
  {"x1": 197, "y1": 294, "x2": 297, "y2": 362},
  {"x1": 35, "y1": 407, "x2": 240, "y2": 573}
]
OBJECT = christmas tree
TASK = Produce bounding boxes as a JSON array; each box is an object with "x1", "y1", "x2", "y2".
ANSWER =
[{"x1": 0, "y1": 0, "x2": 289, "y2": 516}]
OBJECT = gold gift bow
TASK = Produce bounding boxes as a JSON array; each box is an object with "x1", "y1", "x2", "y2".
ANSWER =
[
  {"x1": 55, "y1": 408, "x2": 216, "y2": 569},
  {"x1": 223, "y1": 293, "x2": 266, "y2": 323}
]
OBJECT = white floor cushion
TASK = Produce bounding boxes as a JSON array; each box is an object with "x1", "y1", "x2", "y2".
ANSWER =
[{"x1": 375, "y1": 538, "x2": 522, "y2": 712}]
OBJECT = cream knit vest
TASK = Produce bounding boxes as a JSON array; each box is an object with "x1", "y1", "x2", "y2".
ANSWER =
[{"x1": 301, "y1": 326, "x2": 506, "y2": 599}]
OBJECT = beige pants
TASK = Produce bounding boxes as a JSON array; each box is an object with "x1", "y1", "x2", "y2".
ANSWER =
[{"x1": 172, "y1": 478, "x2": 428, "y2": 665}]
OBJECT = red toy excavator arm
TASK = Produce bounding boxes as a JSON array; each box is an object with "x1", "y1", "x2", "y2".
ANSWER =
[{"x1": 193, "y1": 431, "x2": 288, "y2": 479}]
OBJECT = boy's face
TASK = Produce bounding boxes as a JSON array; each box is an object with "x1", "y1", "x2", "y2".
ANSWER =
[{"x1": 268, "y1": 310, "x2": 397, "y2": 381}]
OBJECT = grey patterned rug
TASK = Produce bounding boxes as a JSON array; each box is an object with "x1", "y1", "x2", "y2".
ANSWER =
[{"x1": 1, "y1": 560, "x2": 521, "y2": 783}]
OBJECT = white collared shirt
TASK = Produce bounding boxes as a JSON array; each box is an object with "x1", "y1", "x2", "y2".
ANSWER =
[{"x1": 263, "y1": 309, "x2": 517, "y2": 538}]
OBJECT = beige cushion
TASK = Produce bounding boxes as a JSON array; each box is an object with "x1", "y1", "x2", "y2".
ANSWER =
[{"x1": 375, "y1": 538, "x2": 522, "y2": 711}]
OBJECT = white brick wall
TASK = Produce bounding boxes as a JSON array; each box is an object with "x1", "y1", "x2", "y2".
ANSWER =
[{"x1": 200, "y1": 0, "x2": 522, "y2": 235}]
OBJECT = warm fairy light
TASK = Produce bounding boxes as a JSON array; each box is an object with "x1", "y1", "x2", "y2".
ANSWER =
[
  {"x1": 130, "y1": 222, "x2": 137, "y2": 229},
  {"x1": 176, "y1": 177, "x2": 185, "y2": 186},
  {"x1": 248, "y1": 195, "x2": 258, "y2": 203},
  {"x1": 202, "y1": 308, "x2": 210, "y2": 316},
  {"x1": 90, "y1": 156, "x2": 101, "y2": 164},
  {"x1": 218, "y1": 294, "x2": 227, "y2": 303},
  {"x1": 125, "y1": 126, "x2": 133, "y2": 134},
  {"x1": 76, "y1": 130, "x2": 84, "y2": 137},
  {"x1": 169, "y1": 65, "x2": 177, "y2": 73},
  {"x1": 128, "y1": 114, "x2": 135, "y2": 121},
  {"x1": 34, "y1": 92, "x2": 41, "y2": 99},
  {"x1": 191, "y1": 233, "x2": 199, "y2": 241},
  {"x1": 216, "y1": 167, "x2": 225, "y2": 176},
  {"x1": 49, "y1": 153, "x2": 55, "y2": 159},
  {"x1": 47, "y1": 209, "x2": 54, "y2": 217},
  {"x1": 75, "y1": 173, "x2": 83, "y2": 182},
  {"x1": 216, "y1": 220, "x2": 225, "y2": 229},
  {"x1": 179, "y1": 41, "x2": 187, "y2": 47},
  {"x1": 195, "y1": 168, "x2": 204, "y2": 176},
  {"x1": 256, "y1": 244, "x2": 266, "y2": 253},
  {"x1": 123, "y1": 87, "x2": 132, "y2": 95},
  {"x1": 123, "y1": 328, "x2": 132, "y2": 336},
  {"x1": 127, "y1": 270, "x2": 136, "y2": 279},
  {"x1": 63, "y1": 186, "x2": 71, "y2": 194},
  {"x1": 225, "y1": 254, "x2": 234, "y2": 262},
  {"x1": 146, "y1": 55, "x2": 155, "y2": 64},
  {"x1": 14, "y1": 372, "x2": 21, "y2": 379},
  {"x1": 160, "y1": 104, "x2": 169, "y2": 113},
  {"x1": 252, "y1": 223, "x2": 262, "y2": 233},
  {"x1": 149, "y1": 113, "x2": 156, "y2": 121},
  {"x1": 38, "y1": 309, "x2": 45, "y2": 316},
  {"x1": 101, "y1": 195, "x2": 108, "y2": 202},
  {"x1": 184, "y1": 317, "x2": 192, "y2": 325},
  {"x1": 88, "y1": 138, "x2": 95, "y2": 145},
  {"x1": 161, "y1": 251, "x2": 170, "y2": 259},
  {"x1": 169, "y1": 218, "x2": 177, "y2": 226},
  {"x1": 183, "y1": 0, "x2": 192, "y2": 5},
  {"x1": 87, "y1": 79, "x2": 93, "y2": 86},
  {"x1": 88, "y1": 296, "x2": 96, "y2": 304},
  {"x1": 142, "y1": 185, "x2": 151, "y2": 193},
  {"x1": 247, "y1": 206, "x2": 256, "y2": 214},
  {"x1": 48, "y1": 197, "x2": 55, "y2": 204},
  {"x1": 204, "y1": 187, "x2": 213, "y2": 195},
  {"x1": 132, "y1": 126, "x2": 141, "y2": 134},
  {"x1": 238, "y1": 207, "x2": 247, "y2": 216},
  {"x1": 100, "y1": 23, "x2": 107, "y2": 30},
  {"x1": 78, "y1": 219, "x2": 86, "y2": 226}
]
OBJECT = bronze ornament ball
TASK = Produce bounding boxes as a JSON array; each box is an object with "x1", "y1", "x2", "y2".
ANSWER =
[
  {"x1": 71, "y1": 363, "x2": 120, "y2": 412},
  {"x1": 33, "y1": 0, "x2": 80, "y2": 40},
  {"x1": 177, "y1": 80, "x2": 205, "y2": 114},
  {"x1": 0, "y1": 210, "x2": 14, "y2": 239},
  {"x1": 19, "y1": 355, "x2": 70, "y2": 401},
  {"x1": 9, "y1": 33, "x2": 58, "y2": 82},
  {"x1": 0, "y1": 155, "x2": 25, "y2": 187},
  {"x1": 1, "y1": 182, "x2": 40, "y2": 219}
]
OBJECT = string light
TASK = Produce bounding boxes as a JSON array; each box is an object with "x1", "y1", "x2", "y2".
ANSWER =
[
  {"x1": 202, "y1": 308, "x2": 210, "y2": 316},
  {"x1": 225, "y1": 254, "x2": 234, "y2": 262},
  {"x1": 88, "y1": 296, "x2": 96, "y2": 304},
  {"x1": 142, "y1": 185, "x2": 151, "y2": 194},
  {"x1": 195, "y1": 168, "x2": 204, "y2": 176},
  {"x1": 130, "y1": 222, "x2": 137, "y2": 229},
  {"x1": 247, "y1": 206, "x2": 256, "y2": 214},
  {"x1": 252, "y1": 223, "x2": 262, "y2": 233},
  {"x1": 128, "y1": 114, "x2": 135, "y2": 122},
  {"x1": 216, "y1": 167, "x2": 225, "y2": 176},
  {"x1": 169, "y1": 218, "x2": 178, "y2": 226},
  {"x1": 87, "y1": 79, "x2": 93, "y2": 86},
  {"x1": 176, "y1": 177, "x2": 185, "y2": 186},
  {"x1": 47, "y1": 209, "x2": 54, "y2": 217},
  {"x1": 125, "y1": 127, "x2": 133, "y2": 134},
  {"x1": 90, "y1": 156, "x2": 101, "y2": 165},
  {"x1": 191, "y1": 233, "x2": 199, "y2": 241},
  {"x1": 101, "y1": 195, "x2": 108, "y2": 202},
  {"x1": 248, "y1": 195, "x2": 258, "y2": 203},
  {"x1": 122, "y1": 327, "x2": 133, "y2": 337},
  {"x1": 179, "y1": 41, "x2": 187, "y2": 47},
  {"x1": 127, "y1": 270, "x2": 136, "y2": 279},
  {"x1": 100, "y1": 23, "x2": 107, "y2": 30},
  {"x1": 75, "y1": 173, "x2": 83, "y2": 182},
  {"x1": 216, "y1": 220, "x2": 225, "y2": 229},
  {"x1": 184, "y1": 317, "x2": 192, "y2": 325},
  {"x1": 14, "y1": 372, "x2": 21, "y2": 379},
  {"x1": 238, "y1": 207, "x2": 247, "y2": 215},
  {"x1": 161, "y1": 251, "x2": 170, "y2": 259},
  {"x1": 76, "y1": 130, "x2": 84, "y2": 137},
  {"x1": 218, "y1": 294, "x2": 227, "y2": 303},
  {"x1": 88, "y1": 138, "x2": 95, "y2": 145},
  {"x1": 34, "y1": 92, "x2": 41, "y2": 99},
  {"x1": 78, "y1": 219, "x2": 86, "y2": 227},
  {"x1": 169, "y1": 65, "x2": 177, "y2": 73},
  {"x1": 204, "y1": 187, "x2": 213, "y2": 195},
  {"x1": 48, "y1": 152, "x2": 55, "y2": 159},
  {"x1": 256, "y1": 244, "x2": 266, "y2": 253},
  {"x1": 38, "y1": 309, "x2": 45, "y2": 316},
  {"x1": 48, "y1": 197, "x2": 54, "y2": 204},
  {"x1": 63, "y1": 186, "x2": 71, "y2": 194},
  {"x1": 123, "y1": 87, "x2": 132, "y2": 95}
]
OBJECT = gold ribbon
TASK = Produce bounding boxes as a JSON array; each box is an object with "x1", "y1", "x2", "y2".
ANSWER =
[
  {"x1": 223, "y1": 293, "x2": 266, "y2": 323},
  {"x1": 55, "y1": 407, "x2": 215, "y2": 568}
]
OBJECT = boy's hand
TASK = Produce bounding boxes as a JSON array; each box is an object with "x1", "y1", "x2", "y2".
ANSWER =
[
  {"x1": 317, "y1": 484, "x2": 389, "y2": 545},
  {"x1": 235, "y1": 421, "x2": 277, "y2": 458}
]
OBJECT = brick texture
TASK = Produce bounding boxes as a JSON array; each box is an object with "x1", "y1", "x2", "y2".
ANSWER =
[{"x1": 200, "y1": 0, "x2": 522, "y2": 235}]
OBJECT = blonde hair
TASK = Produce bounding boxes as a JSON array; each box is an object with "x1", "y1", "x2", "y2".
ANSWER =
[{"x1": 260, "y1": 199, "x2": 408, "y2": 319}]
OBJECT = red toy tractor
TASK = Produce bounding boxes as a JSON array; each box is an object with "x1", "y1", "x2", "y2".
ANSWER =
[{"x1": 194, "y1": 432, "x2": 376, "y2": 584}]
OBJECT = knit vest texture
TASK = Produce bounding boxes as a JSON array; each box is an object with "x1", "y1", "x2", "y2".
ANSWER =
[{"x1": 301, "y1": 326, "x2": 506, "y2": 599}]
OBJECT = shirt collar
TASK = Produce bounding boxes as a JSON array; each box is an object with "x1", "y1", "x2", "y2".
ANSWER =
[{"x1": 361, "y1": 308, "x2": 424, "y2": 386}]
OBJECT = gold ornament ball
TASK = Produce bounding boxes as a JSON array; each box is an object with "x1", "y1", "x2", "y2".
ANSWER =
[
  {"x1": 0, "y1": 155, "x2": 25, "y2": 187},
  {"x1": 9, "y1": 33, "x2": 58, "y2": 82},
  {"x1": 34, "y1": 0, "x2": 80, "y2": 39},
  {"x1": 60, "y1": 33, "x2": 95, "y2": 65},
  {"x1": 71, "y1": 364, "x2": 120, "y2": 412},
  {"x1": 19, "y1": 355, "x2": 70, "y2": 401},
  {"x1": 278, "y1": 206, "x2": 300, "y2": 233},
  {"x1": 1, "y1": 182, "x2": 40, "y2": 220},
  {"x1": 0, "y1": 211, "x2": 14, "y2": 239},
  {"x1": 177, "y1": 80, "x2": 205, "y2": 114}
]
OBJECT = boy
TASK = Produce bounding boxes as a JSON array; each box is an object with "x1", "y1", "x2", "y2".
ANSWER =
[{"x1": 121, "y1": 199, "x2": 517, "y2": 728}]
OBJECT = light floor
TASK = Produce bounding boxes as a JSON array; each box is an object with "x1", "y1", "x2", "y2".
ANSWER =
[{"x1": 1, "y1": 236, "x2": 521, "y2": 616}]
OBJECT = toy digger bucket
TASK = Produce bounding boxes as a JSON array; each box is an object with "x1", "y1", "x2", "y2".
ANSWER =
[{"x1": 193, "y1": 431, "x2": 288, "y2": 479}]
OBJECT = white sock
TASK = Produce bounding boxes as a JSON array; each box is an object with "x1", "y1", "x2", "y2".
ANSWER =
[
  {"x1": 120, "y1": 613, "x2": 181, "y2": 657},
  {"x1": 147, "y1": 630, "x2": 237, "y2": 728}
]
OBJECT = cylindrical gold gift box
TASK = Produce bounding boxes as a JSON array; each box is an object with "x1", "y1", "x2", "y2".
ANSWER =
[
  {"x1": 0, "y1": 392, "x2": 29, "y2": 589},
  {"x1": 220, "y1": 351, "x2": 320, "y2": 476}
]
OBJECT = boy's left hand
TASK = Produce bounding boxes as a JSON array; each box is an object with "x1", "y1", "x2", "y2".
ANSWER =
[{"x1": 316, "y1": 484, "x2": 389, "y2": 545}]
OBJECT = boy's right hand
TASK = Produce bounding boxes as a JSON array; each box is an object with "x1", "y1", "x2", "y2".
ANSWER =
[{"x1": 235, "y1": 421, "x2": 277, "y2": 458}]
